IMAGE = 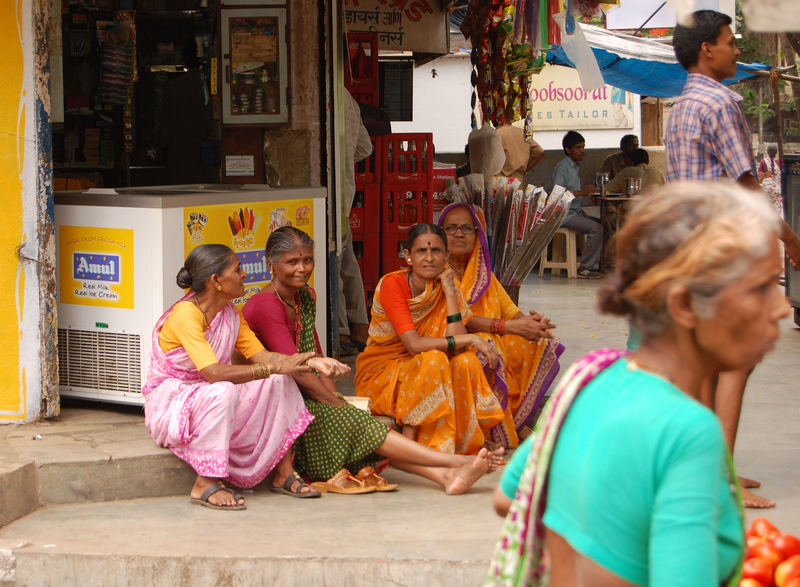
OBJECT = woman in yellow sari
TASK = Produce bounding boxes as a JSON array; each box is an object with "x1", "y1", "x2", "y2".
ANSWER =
[
  {"x1": 355, "y1": 223, "x2": 505, "y2": 455},
  {"x1": 439, "y1": 202, "x2": 564, "y2": 448}
]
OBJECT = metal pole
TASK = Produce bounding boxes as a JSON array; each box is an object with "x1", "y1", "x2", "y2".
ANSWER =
[{"x1": 633, "y1": 2, "x2": 667, "y2": 37}]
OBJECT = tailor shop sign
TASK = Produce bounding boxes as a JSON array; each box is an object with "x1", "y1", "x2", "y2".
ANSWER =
[
  {"x1": 343, "y1": 0, "x2": 448, "y2": 54},
  {"x1": 529, "y1": 65, "x2": 634, "y2": 130}
]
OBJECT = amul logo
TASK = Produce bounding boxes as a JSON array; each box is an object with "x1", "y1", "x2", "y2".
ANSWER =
[{"x1": 73, "y1": 253, "x2": 121, "y2": 282}]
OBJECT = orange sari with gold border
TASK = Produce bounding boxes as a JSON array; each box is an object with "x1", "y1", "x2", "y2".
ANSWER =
[
  {"x1": 355, "y1": 269, "x2": 504, "y2": 454},
  {"x1": 440, "y1": 202, "x2": 565, "y2": 448}
]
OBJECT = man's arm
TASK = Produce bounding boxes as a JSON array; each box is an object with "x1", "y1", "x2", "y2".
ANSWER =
[{"x1": 738, "y1": 172, "x2": 800, "y2": 269}]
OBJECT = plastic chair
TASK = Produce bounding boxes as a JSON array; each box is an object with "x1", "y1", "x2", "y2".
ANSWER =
[{"x1": 538, "y1": 227, "x2": 579, "y2": 278}]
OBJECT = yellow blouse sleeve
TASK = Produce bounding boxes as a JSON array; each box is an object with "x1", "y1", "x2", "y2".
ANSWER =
[
  {"x1": 159, "y1": 301, "x2": 220, "y2": 371},
  {"x1": 235, "y1": 311, "x2": 265, "y2": 359}
]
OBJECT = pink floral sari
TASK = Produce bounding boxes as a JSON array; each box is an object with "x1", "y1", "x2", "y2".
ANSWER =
[{"x1": 142, "y1": 296, "x2": 313, "y2": 488}]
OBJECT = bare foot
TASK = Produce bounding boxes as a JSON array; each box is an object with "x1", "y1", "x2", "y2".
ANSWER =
[
  {"x1": 741, "y1": 487, "x2": 776, "y2": 509},
  {"x1": 444, "y1": 447, "x2": 492, "y2": 495},
  {"x1": 487, "y1": 447, "x2": 505, "y2": 473},
  {"x1": 738, "y1": 475, "x2": 761, "y2": 489},
  {"x1": 190, "y1": 476, "x2": 245, "y2": 508}
]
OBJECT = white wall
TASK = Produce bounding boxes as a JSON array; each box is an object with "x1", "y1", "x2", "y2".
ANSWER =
[{"x1": 394, "y1": 53, "x2": 641, "y2": 155}]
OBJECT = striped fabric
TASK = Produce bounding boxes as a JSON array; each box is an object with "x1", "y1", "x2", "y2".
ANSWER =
[{"x1": 665, "y1": 73, "x2": 756, "y2": 183}]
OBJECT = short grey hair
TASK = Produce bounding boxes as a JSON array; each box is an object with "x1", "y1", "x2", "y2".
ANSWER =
[{"x1": 265, "y1": 226, "x2": 314, "y2": 265}]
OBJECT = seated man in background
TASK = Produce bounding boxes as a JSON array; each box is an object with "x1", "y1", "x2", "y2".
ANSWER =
[
  {"x1": 600, "y1": 134, "x2": 638, "y2": 180},
  {"x1": 606, "y1": 148, "x2": 666, "y2": 194},
  {"x1": 552, "y1": 131, "x2": 603, "y2": 279}
]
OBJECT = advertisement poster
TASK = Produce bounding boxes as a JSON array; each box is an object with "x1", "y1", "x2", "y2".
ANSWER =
[
  {"x1": 529, "y1": 65, "x2": 635, "y2": 131},
  {"x1": 342, "y1": 0, "x2": 448, "y2": 53},
  {"x1": 59, "y1": 226, "x2": 134, "y2": 309},
  {"x1": 183, "y1": 199, "x2": 314, "y2": 306}
]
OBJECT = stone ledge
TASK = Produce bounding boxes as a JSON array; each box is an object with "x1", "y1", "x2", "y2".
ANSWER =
[
  {"x1": 12, "y1": 551, "x2": 489, "y2": 586},
  {"x1": 0, "y1": 464, "x2": 38, "y2": 528}
]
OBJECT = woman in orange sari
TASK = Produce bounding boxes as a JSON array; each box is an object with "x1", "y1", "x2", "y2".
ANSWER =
[
  {"x1": 355, "y1": 223, "x2": 505, "y2": 455},
  {"x1": 439, "y1": 202, "x2": 564, "y2": 448}
]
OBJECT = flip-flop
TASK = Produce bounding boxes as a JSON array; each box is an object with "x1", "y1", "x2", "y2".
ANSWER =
[
  {"x1": 269, "y1": 472, "x2": 321, "y2": 499},
  {"x1": 355, "y1": 466, "x2": 398, "y2": 492},
  {"x1": 310, "y1": 468, "x2": 376, "y2": 494},
  {"x1": 190, "y1": 482, "x2": 246, "y2": 510}
]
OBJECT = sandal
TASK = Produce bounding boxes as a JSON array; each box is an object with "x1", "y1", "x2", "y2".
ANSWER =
[
  {"x1": 270, "y1": 472, "x2": 322, "y2": 499},
  {"x1": 310, "y1": 468, "x2": 376, "y2": 494},
  {"x1": 355, "y1": 466, "x2": 398, "y2": 492},
  {"x1": 190, "y1": 482, "x2": 247, "y2": 510}
]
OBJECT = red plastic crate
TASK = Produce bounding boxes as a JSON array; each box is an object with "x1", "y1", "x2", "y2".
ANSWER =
[
  {"x1": 349, "y1": 88, "x2": 379, "y2": 107},
  {"x1": 354, "y1": 135, "x2": 382, "y2": 184},
  {"x1": 380, "y1": 229, "x2": 410, "y2": 276},
  {"x1": 349, "y1": 182, "x2": 381, "y2": 238},
  {"x1": 381, "y1": 182, "x2": 433, "y2": 233},
  {"x1": 353, "y1": 232, "x2": 380, "y2": 284},
  {"x1": 344, "y1": 33, "x2": 379, "y2": 106},
  {"x1": 382, "y1": 133, "x2": 434, "y2": 184}
]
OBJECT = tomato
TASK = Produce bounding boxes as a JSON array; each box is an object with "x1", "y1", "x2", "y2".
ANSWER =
[
  {"x1": 739, "y1": 579, "x2": 766, "y2": 587},
  {"x1": 752, "y1": 517, "x2": 780, "y2": 539},
  {"x1": 742, "y1": 557, "x2": 776, "y2": 585},
  {"x1": 749, "y1": 541, "x2": 783, "y2": 567},
  {"x1": 775, "y1": 555, "x2": 800, "y2": 587},
  {"x1": 774, "y1": 534, "x2": 800, "y2": 561},
  {"x1": 785, "y1": 579, "x2": 800, "y2": 587}
]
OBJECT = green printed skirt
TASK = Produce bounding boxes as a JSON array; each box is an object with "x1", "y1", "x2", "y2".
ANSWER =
[{"x1": 293, "y1": 395, "x2": 389, "y2": 481}]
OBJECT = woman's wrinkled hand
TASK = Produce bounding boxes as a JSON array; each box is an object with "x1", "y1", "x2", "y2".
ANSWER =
[
  {"x1": 438, "y1": 267, "x2": 458, "y2": 294},
  {"x1": 469, "y1": 335, "x2": 500, "y2": 369},
  {"x1": 308, "y1": 356, "x2": 352, "y2": 379},
  {"x1": 269, "y1": 351, "x2": 316, "y2": 375},
  {"x1": 509, "y1": 311, "x2": 556, "y2": 341}
]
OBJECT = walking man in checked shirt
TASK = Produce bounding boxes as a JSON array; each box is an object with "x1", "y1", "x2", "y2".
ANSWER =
[{"x1": 665, "y1": 9, "x2": 800, "y2": 509}]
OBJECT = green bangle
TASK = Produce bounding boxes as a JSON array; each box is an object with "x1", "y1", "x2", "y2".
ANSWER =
[
  {"x1": 446, "y1": 312, "x2": 462, "y2": 324},
  {"x1": 446, "y1": 336, "x2": 456, "y2": 353}
]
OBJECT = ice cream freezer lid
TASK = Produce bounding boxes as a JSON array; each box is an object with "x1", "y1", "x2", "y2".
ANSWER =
[{"x1": 55, "y1": 184, "x2": 327, "y2": 208}]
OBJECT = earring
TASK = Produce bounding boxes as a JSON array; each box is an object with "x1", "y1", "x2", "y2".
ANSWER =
[{"x1": 217, "y1": 284, "x2": 222, "y2": 291}]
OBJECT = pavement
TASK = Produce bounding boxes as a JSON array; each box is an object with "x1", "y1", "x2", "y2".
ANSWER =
[{"x1": 1, "y1": 274, "x2": 799, "y2": 586}]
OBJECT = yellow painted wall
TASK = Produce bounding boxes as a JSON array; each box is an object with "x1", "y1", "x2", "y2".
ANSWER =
[{"x1": 0, "y1": 2, "x2": 26, "y2": 420}]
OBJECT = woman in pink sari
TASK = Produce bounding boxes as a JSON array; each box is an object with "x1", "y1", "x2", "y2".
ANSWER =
[{"x1": 143, "y1": 244, "x2": 350, "y2": 509}]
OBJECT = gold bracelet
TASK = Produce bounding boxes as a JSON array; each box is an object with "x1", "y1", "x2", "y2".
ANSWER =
[{"x1": 251, "y1": 362, "x2": 271, "y2": 380}]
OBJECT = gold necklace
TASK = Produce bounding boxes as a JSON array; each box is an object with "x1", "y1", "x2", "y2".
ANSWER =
[
  {"x1": 407, "y1": 272, "x2": 424, "y2": 297},
  {"x1": 272, "y1": 283, "x2": 297, "y2": 310},
  {"x1": 191, "y1": 295, "x2": 209, "y2": 326}
]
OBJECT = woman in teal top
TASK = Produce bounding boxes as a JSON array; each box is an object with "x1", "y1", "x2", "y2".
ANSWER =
[{"x1": 487, "y1": 180, "x2": 789, "y2": 586}]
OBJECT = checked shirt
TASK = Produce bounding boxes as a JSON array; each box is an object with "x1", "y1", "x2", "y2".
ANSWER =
[{"x1": 665, "y1": 73, "x2": 756, "y2": 183}]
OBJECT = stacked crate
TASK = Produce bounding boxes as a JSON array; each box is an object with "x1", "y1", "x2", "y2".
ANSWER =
[
  {"x1": 350, "y1": 135, "x2": 382, "y2": 306},
  {"x1": 344, "y1": 33, "x2": 379, "y2": 107},
  {"x1": 349, "y1": 132, "x2": 435, "y2": 307}
]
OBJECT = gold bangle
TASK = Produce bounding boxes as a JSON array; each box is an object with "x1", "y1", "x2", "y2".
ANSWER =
[{"x1": 251, "y1": 362, "x2": 271, "y2": 380}]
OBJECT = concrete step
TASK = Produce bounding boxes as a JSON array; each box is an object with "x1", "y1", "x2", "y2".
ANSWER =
[
  {"x1": 0, "y1": 405, "x2": 195, "y2": 528},
  {"x1": 0, "y1": 470, "x2": 505, "y2": 586}
]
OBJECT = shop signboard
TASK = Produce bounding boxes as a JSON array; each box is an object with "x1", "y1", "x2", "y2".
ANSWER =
[
  {"x1": 183, "y1": 199, "x2": 314, "y2": 306},
  {"x1": 529, "y1": 65, "x2": 635, "y2": 131},
  {"x1": 59, "y1": 226, "x2": 135, "y2": 309},
  {"x1": 342, "y1": 0, "x2": 448, "y2": 54}
]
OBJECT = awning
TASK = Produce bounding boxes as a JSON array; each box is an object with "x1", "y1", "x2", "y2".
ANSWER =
[{"x1": 545, "y1": 23, "x2": 770, "y2": 98}]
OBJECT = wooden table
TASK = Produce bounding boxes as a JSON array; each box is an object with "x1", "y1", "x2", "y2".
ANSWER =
[{"x1": 597, "y1": 193, "x2": 638, "y2": 234}]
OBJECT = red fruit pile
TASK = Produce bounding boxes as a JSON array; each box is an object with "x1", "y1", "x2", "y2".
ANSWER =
[{"x1": 741, "y1": 517, "x2": 800, "y2": 587}]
